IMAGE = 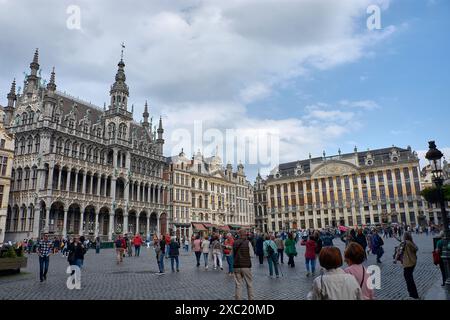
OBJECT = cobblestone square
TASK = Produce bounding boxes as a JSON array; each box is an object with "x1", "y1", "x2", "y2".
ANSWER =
[{"x1": 0, "y1": 234, "x2": 441, "y2": 300}]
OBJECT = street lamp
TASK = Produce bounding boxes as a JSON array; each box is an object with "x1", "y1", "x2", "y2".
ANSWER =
[{"x1": 425, "y1": 141, "x2": 449, "y2": 295}]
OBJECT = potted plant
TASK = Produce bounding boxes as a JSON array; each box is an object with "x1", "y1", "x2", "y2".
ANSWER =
[{"x1": 0, "y1": 245, "x2": 28, "y2": 274}]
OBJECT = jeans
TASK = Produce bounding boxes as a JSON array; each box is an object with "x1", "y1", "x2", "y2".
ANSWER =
[
  {"x1": 203, "y1": 253, "x2": 209, "y2": 267},
  {"x1": 305, "y1": 257, "x2": 316, "y2": 273},
  {"x1": 439, "y1": 260, "x2": 447, "y2": 285},
  {"x1": 258, "y1": 254, "x2": 264, "y2": 265},
  {"x1": 165, "y1": 244, "x2": 170, "y2": 257},
  {"x1": 135, "y1": 245, "x2": 141, "y2": 257},
  {"x1": 171, "y1": 256, "x2": 179, "y2": 271},
  {"x1": 39, "y1": 256, "x2": 49, "y2": 281},
  {"x1": 184, "y1": 245, "x2": 189, "y2": 252},
  {"x1": 267, "y1": 254, "x2": 279, "y2": 276},
  {"x1": 95, "y1": 246, "x2": 100, "y2": 254},
  {"x1": 404, "y1": 266, "x2": 419, "y2": 299},
  {"x1": 376, "y1": 247, "x2": 384, "y2": 262},
  {"x1": 277, "y1": 249, "x2": 284, "y2": 264},
  {"x1": 75, "y1": 259, "x2": 83, "y2": 269},
  {"x1": 213, "y1": 251, "x2": 223, "y2": 269},
  {"x1": 226, "y1": 255, "x2": 234, "y2": 273},
  {"x1": 195, "y1": 251, "x2": 202, "y2": 266},
  {"x1": 158, "y1": 253, "x2": 165, "y2": 273}
]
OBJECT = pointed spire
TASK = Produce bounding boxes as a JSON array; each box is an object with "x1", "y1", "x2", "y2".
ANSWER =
[
  {"x1": 7, "y1": 79, "x2": 17, "y2": 108},
  {"x1": 142, "y1": 101, "x2": 149, "y2": 127},
  {"x1": 158, "y1": 116, "x2": 163, "y2": 131},
  {"x1": 47, "y1": 67, "x2": 56, "y2": 91},
  {"x1": 29, "y1": 48, "x2": 40, "y2": 76}
]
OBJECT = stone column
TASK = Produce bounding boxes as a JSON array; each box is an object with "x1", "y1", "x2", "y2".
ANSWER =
[
  {"x1": 82, "y1": 172, "x2": 87, "y2": 194},
  {"x1": 74, "y1": 171, "x2": 79, "y2": 193},
  {"x1": 152, "y1": 186, "x2": 156, "y2": 204},
  {"x1": 79, "y1": 210, "x2": 84, "y2": 236},
  {"x1": 32, "y1": 205, "x2": 41, "y2": 239},
  {"x1": 124, "y1": 178, "x2": 129, "y2": 202},
  {"x1": 57, "y1": 168, "x2": 62, "y2": 190},
  {"x1": 135, "y1": 213, "x2": 140, "y2": 235},
  {"x1": 66, "y1": 169, "x2": 71, "y2": 191},
  {"x1": 157, "y1": 214, "x2": 160, "y2": 235},
  {"x1": 123, "y1": 213, "x2": 129, "y2": 234},
  {"x1": 48, "y1": 164, "x2": 54, "y2": 190},
  {"x1": 146, "y1": 214, "x2": 150, "y2": 238},
  {"x1": 44, "y1": 207, "x2": 50, "y2": 232},
  {"x1": 108, "y1": 213, "x2": 114, "y2": 240},
  {"x1": 97, "y1": 176, "x2": 101, "y2": 196},
  {"x1": 94, "y1": 212, "x2": 99, "y2": 237},
  {"x1": 62, "y1": 208, "x2": 68, "y2": 237},
  {"x1": 89, "y1": 175, "x2": 94, "y2": 194}
]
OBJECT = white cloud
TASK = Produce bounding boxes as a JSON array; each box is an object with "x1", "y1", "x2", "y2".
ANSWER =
[
  {"x1": 339, "y1": 99, "x2": 380, "y2": 110},
  {"x1": 0, "y1": 0, "x2": 396, "y2": 179}
]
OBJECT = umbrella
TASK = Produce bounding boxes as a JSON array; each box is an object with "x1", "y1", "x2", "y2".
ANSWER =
[{"x1": 338, "y1": 226, "x2": 348, "y2": 232}]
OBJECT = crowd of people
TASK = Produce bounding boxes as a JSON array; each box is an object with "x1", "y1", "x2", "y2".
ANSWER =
[{"x1": 3, "y1": 221, "x2": 446, "y2": 300}]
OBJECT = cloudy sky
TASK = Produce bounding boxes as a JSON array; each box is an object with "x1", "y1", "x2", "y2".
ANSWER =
[{"x1": 0, "y1": 0, "x2": 448, "y2": 180}]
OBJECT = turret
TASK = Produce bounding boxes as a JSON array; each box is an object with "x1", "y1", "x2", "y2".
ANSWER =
[
  {"x1": 156, "y1": 116, "x2": 164, "y2": 154},
  {"x1": 4, "y1": 79, "x2": 16, "y2": 125},
  {"x1": 47, "y1": 67, "x2": 56, "y2": 92},
  {"x1": 26, "y1": 49, "x2": 40, "y2": 95},
  {"x1": 142, "y1": 100, "x2": 149, "y2": 128}
]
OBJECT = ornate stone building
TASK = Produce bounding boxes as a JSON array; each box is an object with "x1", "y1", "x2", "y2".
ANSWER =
[
  {"x1": 165, "y1": 149, "x2": 255, "y2": 238},
  {"x1": 254, "y1": 171, "x2": 268, "y2": 233},
  {"x1": 0, "y1": 108, "x2": 15, "y2": 243},
  {"x1": 3, "y1": 49, "x2": 170, "y2": 242},
  {"x1": 261, "y1": 146, "x2": 425, "y2": 232}
]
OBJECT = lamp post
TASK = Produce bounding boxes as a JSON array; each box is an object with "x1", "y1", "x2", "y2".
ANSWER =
[{"x1": 425, "y1": 141, "x2": 449, "y2": 295}]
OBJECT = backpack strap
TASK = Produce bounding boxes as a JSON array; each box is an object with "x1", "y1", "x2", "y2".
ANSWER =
[{"x1": 360, "y1": 265, "x2": 365, "y2": 288}]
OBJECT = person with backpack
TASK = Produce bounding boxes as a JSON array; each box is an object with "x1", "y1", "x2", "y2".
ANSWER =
[
  {"x1": 211, "y1": 235, "x2": 224, "y2": 270},
  {"x1": 305, "y1": 235, "x2": 317, "y2": 276},
  {"x1": 274, "y1": 235, "x2": 285, "y2": 264},
  {"x1": 115, "y1": 234, "x2": 126, "y2": 265},
  {"x1": 344, "y1": 242, "x2": 374, "y2": 300},
  {"x1": 201, "y1": 236, "x2": 210, "y2": 269},
  {"x1": 284, "y1": 232, "x2": 297, "y2": 268},
  {"x1": 371, "y1": 229, "x2": 384, "y2": 263},
  {"x1": 169, "y1": 237, "x2": 181, "y2": 272},
  {"x1": 263, "y1": 234, "x2": 279, "y2": 278}
]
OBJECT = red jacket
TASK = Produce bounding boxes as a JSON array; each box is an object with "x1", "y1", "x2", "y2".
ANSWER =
[
  {"x1": 133, "y1": 235, "x2": 143, "y2": 246},
  {"x1": 165, "y1": 235, "x2": 171, "y2": 245},
  {"x1": 305, "y1": 240, "x2": 317, "y2": 259}
]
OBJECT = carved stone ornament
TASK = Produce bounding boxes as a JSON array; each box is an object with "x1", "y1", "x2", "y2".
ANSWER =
[{"x1": 312, "y1": 162, "x2": 358, "y2": 178}]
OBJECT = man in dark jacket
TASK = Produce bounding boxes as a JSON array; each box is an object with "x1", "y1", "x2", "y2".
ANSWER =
[
  {"x1": 255, "y1": 235, "x2": 264, "y2": 265},
  {"x1": 233, "y1": 229, "x2": 254, "y2": 300},
  {"x1": 355, "y1": 229, "x2": 368, "y2": 255}
]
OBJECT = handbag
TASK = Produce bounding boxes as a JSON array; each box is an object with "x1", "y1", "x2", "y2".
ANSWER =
[{"x1": 319, "y1": 274, "x2": 330, "y2": 300}]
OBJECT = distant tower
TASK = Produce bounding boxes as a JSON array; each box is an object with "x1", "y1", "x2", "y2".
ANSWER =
[
  {"x1": 43, "y1": 67, "x2": 57, "y2": 120},
  {"x1": 156, "y1": 116, "x2": 164, "y2": 154},
  {"x1": 142, "y1": 100, "x2": 150, "y2": 129},
  {"x1": 109, "y1": 44, "x2": 129, "y2": 112},
  {"x1": 26, "y1": 48, "x2": 40, "y2": 96},
  {"x1": 4, "y1": 79, "x2": 17, "y2": 125}
]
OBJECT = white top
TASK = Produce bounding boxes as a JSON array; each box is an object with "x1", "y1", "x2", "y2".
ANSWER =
[
  {"x1": 307, "y1": 268, "x2": 363, "y2": 300},
  {"x1": 201, "y1": 240, "x2": 210, "y2": 253}
]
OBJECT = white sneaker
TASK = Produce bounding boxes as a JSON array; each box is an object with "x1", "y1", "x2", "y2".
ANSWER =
[{"x1": 205, "y1": 266, "x2": 208, "y2": 269}]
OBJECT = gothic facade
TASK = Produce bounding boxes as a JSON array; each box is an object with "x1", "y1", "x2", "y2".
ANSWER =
[{"x1": 3, "y1": 49, "x2": 170, "y2": 242}]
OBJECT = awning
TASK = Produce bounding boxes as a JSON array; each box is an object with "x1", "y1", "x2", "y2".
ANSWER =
[
  {"x1": 228, "y1": 225, "x2": 241, "y2": 229},
  {"x1": 220, "y1": 225, "x2": 230, "y2": 231},
  {"x1": 192, "y1": 223, "x2": 207, "y2": 231},
  {"x1": 203, "y1": 223, "x2": 213, "y2": 228}
]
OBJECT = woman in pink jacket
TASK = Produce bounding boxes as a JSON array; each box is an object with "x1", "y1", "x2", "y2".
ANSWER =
[
  {"x1": 305, "y1": 235, "x2": 317, "y2": 276},
  {"x1": 344, "y1": 242, "x2": 374, "y2": 300}
]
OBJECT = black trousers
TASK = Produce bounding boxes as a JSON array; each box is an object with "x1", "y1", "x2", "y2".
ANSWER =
[
  {"x1": 288, "y1": 254, "x2": 295, "y2": 267},
  {"x1": 439, "y1": 260, "x2": 447, "y2": 285},
  {"x1": 258, "y1": 254, "x2": 264, "y2": 265},
  {"x1": 194, "y1": 251, "x2": 201, "y2": 266},
  {"x1": 404, "y1": 266, "x2": 419, "y2": 299},
  {"x1": 277, "y1": 249, "x2": 284, "y2": 263}
]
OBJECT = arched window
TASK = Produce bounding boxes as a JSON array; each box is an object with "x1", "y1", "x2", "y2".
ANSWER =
[
  {"x1": 56, "y1": 138, "x2": 63, "y2": 154},
  {"x1": 86, "y1": 146, "x2": 92, "y2": 162},
  {"x1": 108, "y1": 123, "x2": 116, "y2": 139},
  {"x1": 21, "y1": 113, "x2": 28, "y2": 126},
  {"x1": 27, "y1": 136, "x2": 33, "y2": 153},
  {"x1": 52, "y1": 106, "x2": 60, "y2": 123},
  {"x1": 20, "y1": 138, "x2": 26, "y2": 154},
  {"x1": 79, "y1": 144, "x2": 85, "y2": 159},
  {"x1": 34, "y1": 135, "x2": 40, "y2": 153},
  {"x1": 64, "y1": 140, "x2": 71, "y2": 156},
  {"x1": 29, "y1": 111, "x2": 34, "y2": 124},
  {"x1": 118, "y1": 123, "x2": 127, "y2": 140},
  {"x1": 93, "y1": 148, "x2": 98, "y2": 163},
  {"x1": 72, "y1": 142, "x2": 78, "y2": 158}
]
